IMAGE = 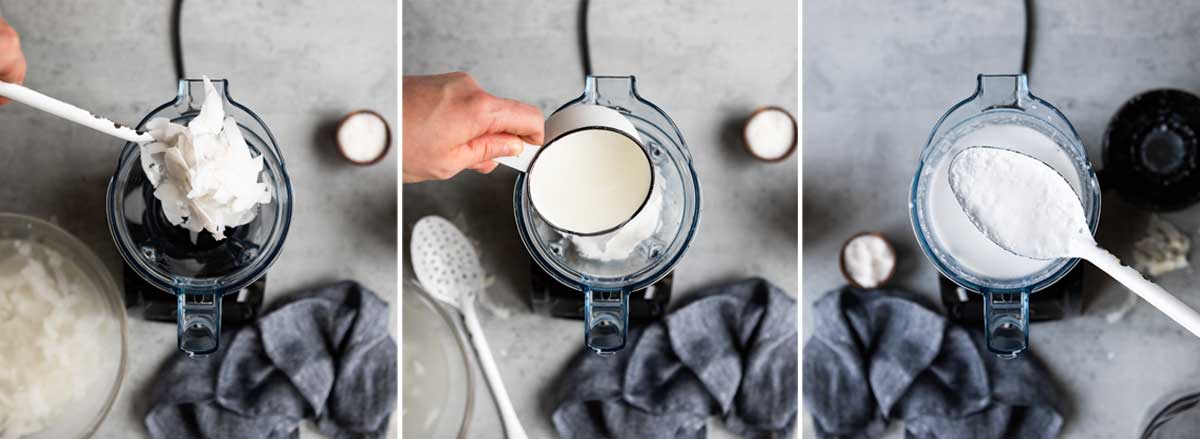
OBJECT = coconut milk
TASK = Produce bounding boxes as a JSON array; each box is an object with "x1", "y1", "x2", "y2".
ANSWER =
[
  {"x1": 927, "y1": 123, "x2": 1083, "y2": 280},
  {"x1": 528, "y1": 129, "x2": 652, "y2": 235}
]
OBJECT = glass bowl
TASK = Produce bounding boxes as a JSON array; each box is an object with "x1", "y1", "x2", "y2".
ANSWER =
[
  {"x1": 402, "y1": 287, "x2": 473, "y2": 438},
  {"x1": 0, "y1": 213, "x2": 127, "y2": 439}
]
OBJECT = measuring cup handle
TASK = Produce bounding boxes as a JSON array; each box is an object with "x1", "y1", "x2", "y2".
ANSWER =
[
  {"x1": 982, "y1": 290, "x2": 1030, "y2": 358},
  {"x1": 176, "y1": 291, "x2": 223, "y2": 357},
  {"x1": 584, "y1": 288, "x2": 629, "y2": 355}
]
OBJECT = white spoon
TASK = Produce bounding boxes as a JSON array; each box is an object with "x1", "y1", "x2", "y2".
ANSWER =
[
  {"x1": 409, "y1": 216, "x2": 528, "y2": 439},
  {"x1": 949, "y1": 146, "x2": 1200, "y2": 338},
  {"x1": 0, "y1": 81, "x2": 154, "y2": 143}
]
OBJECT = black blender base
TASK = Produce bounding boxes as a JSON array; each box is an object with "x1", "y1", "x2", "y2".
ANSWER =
[
  {"x1": 939, "y1": 263, "x2": 1085, "y2": 324},
  {"x1": 122, "y1": 263, "x2": 265, "y2": 323},
  {"x1": 528, "y1": 260, "x2": 671, "y2": 323}
]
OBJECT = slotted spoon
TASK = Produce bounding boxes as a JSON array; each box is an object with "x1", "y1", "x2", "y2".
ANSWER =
[{"x1": 409, "y1": 215, "x2": 527, "y2": 439}]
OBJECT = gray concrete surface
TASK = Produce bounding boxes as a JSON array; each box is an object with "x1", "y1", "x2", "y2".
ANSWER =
[
  {"x1": 0, "y1": 1, "x2": 397, "y2": 437},
  {"x1": 805, "y1": 1, "x2": 1200, "y2": 438},
  {"x1": 403, "y1": 1, "x2": 797, "y2": 437}
]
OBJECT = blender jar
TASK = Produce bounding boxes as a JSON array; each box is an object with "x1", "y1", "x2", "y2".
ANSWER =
[
  {"x1": 514, "y1": 75, "x2": 702, "y2": 354},
  {"x1": 107, "y1": 79, "x2": 293, "y2": 357},
  {"x1": 910, "y1": 74, "x2": 1101, "y2": 357}
]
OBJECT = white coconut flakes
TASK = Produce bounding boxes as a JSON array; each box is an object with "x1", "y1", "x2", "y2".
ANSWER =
[{"x1": 138, "y1": 76, "x2": 273, "y2": 240}]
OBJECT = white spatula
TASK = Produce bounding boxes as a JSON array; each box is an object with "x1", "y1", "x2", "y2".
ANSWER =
[{"x1": 0, "y1": 81, "x2": 154, "y2": 143}]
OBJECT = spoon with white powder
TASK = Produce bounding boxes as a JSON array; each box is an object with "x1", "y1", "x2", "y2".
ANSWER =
[{"x1": 949, "y1": 146, "x2": 1200, "y2": 338}]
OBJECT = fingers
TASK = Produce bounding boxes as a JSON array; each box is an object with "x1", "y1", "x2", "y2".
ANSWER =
[
  {"x1": 469, "y1": 160, "x2": 500, "y2": 174},
  {"x1": 485, "y1": 97, "x2": 544, "y2": 145},
  {"x1": 456, "y1": 133, "x2": 525, "y2": 166},
  {"x1": 0, "y1": 16, "x2": 24, "y2": 106}
]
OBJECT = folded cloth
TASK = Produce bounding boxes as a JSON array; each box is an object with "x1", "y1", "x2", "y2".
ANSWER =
[
  {"x1": 552, "y1": 278, "x2": 798, "y2": 439},
  {"x1": 145, "y1": 281, "x2": 397, "y2": 439},
  {"x1": 803, "y1": 287, "x2": 1064, "y2": 438}
]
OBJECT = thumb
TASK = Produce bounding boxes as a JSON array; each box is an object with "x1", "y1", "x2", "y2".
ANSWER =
[{"x1": 453, "y1": 133, "x2": 525, "y2": 166}]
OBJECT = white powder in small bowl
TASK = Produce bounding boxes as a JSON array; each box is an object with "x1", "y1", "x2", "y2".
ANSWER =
[
  {"x1": 337, "y1": 111, "x2": 390, "y2": 165},
  {"x1": 841, "y1": 233, "x2": 896, "y2": 289},
  {"x1": 743, "y1": 107, "x2": 796, "y2": 161}
]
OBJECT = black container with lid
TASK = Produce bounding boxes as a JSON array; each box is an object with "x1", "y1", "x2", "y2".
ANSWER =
[{"x1": 1104, "y1": 89, "x2": 1200, "y2": 211}]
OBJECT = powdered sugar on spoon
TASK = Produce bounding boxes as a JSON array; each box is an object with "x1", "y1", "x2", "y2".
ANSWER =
[{"x1": 949, "y1": 146, "x2": 1200, "y2": 338}]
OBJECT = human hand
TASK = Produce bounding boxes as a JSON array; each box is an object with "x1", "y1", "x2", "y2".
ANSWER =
[
  {"x1": 0, "y1": 14, "x2": 26, "y2": 106},
  {"x1": 402, "y1": 72, "x2": 543, "y2": 183}
]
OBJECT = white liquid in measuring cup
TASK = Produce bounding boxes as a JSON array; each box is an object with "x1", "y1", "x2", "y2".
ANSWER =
[
  {"x1": 927, "y1": 123, "x2": 1084, "y2": 279},
  {"x1": 528, "y1": 128, "x2": 653, "y2": 235}
]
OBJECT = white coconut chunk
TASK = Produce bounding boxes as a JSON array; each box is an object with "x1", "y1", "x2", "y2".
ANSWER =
[
  {"x1": 135, "y1": 75, "x2": 274, "y2": 240},
  {"x1": 188, "y1": 77, "x2": 225, "y2": 136}
]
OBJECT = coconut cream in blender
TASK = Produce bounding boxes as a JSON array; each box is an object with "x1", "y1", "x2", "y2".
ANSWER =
[{"x1": 927, "y1": 123, "x2": 1083, "y2": 279}]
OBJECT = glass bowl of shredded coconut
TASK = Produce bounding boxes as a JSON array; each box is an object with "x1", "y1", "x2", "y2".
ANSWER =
[{"x1": 0, "y1": 213, "x2": 127, "y2": 439}]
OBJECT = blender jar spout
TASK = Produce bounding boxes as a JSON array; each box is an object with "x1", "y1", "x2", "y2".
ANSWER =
[
  {"x1": 177, "y1": 78, "x2": 232, "y2": 112},
  {"x1": 584, "y1": 288, "x2": 630, "y2": 355},
  {"x1": 975, "y1": 74, "x2": 1030, "y2": 111},
  {"x1": 582, "y1": 75, "x2": 638, "y2": 106},
  {"x1": 983, "y1": 290, "x2": 1030, "y2": 358},
  {"x1": 176, "y1": 290, "x2": 224, "y2": 357}
]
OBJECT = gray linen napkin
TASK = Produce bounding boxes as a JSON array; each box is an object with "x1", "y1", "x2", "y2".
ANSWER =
[
  {"x1": 552, "y1": 277, "x2": 798, "y2": 439},
  {"x1": 145, "y1": 280, "x2": 397, "y2": 439},
  {"x1": 803, "y1": 287, "x2": 1064, "y2": 439}
]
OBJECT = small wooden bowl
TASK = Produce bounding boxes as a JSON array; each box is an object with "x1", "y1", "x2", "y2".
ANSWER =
[
  {"x1": 742, "y1": 106, "x2": 797, "y2": 163},
  {"x1": 336, "y1": 109, "x2": 392, "y2": 166},
  {"x1": 839, "y1": 231, "x2": 897, "y2": 289}
]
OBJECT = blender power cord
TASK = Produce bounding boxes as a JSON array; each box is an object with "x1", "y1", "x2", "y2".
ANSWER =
[
  {"x1": 578, "y1": 0, "x2": 593, "y2": 76},
  {"x1": 171, "y1": 0, "x2": 186, "y2": 81},
  {"x1": 1022, "y1": 0, "x2": 1035, "y2": 76}
]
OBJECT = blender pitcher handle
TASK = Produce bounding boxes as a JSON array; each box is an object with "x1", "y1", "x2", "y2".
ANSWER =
[
  {"x1": 982, "y1": 290, "x2": 1030, "y2": 358},
  {"x1": 584, "y1": 288, "x2": 629, "y2": 355},
  {"x1": 176, "y1": 291, "x2": 222, "y2": 357}
]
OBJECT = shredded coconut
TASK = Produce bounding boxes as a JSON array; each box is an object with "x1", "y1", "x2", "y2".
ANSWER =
[
  {"x1": 0, "y1": 240, "x2": 115, "y2": 438},
  {"x1": 1133, "y1": 216, "x2": 1190, "y2": 277},
  {"x1": 139, "y1": 76, "x2": 273, "y2": 240}
]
